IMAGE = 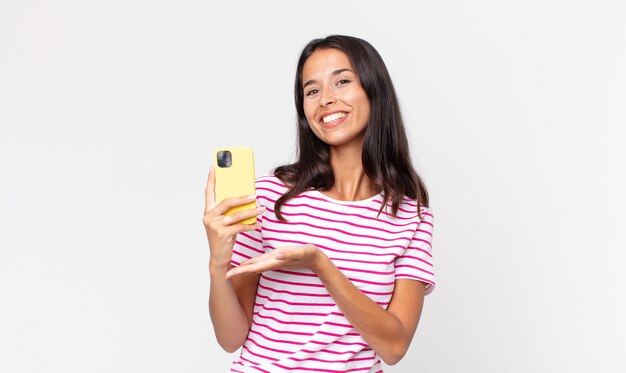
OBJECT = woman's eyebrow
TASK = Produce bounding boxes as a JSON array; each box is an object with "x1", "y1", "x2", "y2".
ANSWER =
[{"x1": 302, "y1": 68, "x2": 355, "y2": 90}]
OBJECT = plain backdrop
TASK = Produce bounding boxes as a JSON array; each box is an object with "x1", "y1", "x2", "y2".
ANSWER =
[{"x1": 1, "y1": 1, "x2": 625, "y2": 372}]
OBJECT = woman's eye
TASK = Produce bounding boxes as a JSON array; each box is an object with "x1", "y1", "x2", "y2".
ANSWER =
[
  {"x1": 305, "y1": 89, "x2": 319, "y2": 96},
  {"x1": 337, "y1": 79, "x2": 350, "y2": 86}
]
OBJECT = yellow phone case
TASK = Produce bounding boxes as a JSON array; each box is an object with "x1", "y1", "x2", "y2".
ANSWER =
[{"x1": 214, "y1": 147, "x2": 257, "y2": 224}]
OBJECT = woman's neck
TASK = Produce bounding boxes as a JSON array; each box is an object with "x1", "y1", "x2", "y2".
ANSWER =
[{"x1": 325, "y1": 145, "x2": 378, "y2": 202}]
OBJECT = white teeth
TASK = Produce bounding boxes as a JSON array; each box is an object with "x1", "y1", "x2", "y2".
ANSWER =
[{"x1": 322, "y1": 112, "x2": 346, "y2": 123}]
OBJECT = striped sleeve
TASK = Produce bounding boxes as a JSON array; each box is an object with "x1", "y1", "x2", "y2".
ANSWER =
[{"x1": 394, "y1": 207, "x2": 436, "y2": 294}]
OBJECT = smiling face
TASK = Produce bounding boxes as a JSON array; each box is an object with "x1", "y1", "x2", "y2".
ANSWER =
[{"x1": 301, "y1": 48, "x2": 371, "y2": 149}]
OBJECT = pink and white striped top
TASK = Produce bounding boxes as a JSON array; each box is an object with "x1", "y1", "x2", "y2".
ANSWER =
[{"x1": 229, "y1": 175, "x2": 435, "y2": 373}]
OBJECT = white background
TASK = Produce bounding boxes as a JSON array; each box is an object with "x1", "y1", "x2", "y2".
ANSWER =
[{"x1": 1, "y1": 1, "x2": 625, "y2": 372}]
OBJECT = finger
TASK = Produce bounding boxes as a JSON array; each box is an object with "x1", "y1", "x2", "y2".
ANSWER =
[
  {"x1": 222, "y1": 206, "x2": 265, "y2": 226},
  {"x1": 226, "y1": 251, "x2": 279, "y2": 276},
  {"x1": 204, "y1": 167, "x2": 216, "y2": 214},
  {"x1": 226, "y1": 258, "x2": 279, "y2": 278},
  {"x1": 269, "y1": 246, "x2": 299, "y2": 260},
  {"x1": 212, "y1": 194, "x2": 257, "y2": 216},
  {"x1": 220, "y1": 221, "x2": 261, "y2": 238},
  {"x1": 236, "y1": 251, "x2": 270, "y2": 266},
  {"x1": 232, "y1": 246, "x2": 292, "y2": 270}
]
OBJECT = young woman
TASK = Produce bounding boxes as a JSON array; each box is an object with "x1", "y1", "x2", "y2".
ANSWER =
[{"x1": 204, "y1": 35, "x2": 435, "y2": 372}]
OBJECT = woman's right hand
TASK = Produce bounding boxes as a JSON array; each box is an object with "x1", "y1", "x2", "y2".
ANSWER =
[{"x1": 203, "y1": 167, "x2": 264, "y2": 273}]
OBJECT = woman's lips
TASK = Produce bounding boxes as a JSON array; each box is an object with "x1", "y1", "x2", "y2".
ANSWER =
[{"x1": 320, "y1": 112, "x2": 348, "y2": 129}]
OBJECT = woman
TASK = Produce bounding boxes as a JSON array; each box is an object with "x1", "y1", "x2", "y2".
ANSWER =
[{"x1": 204, "y1": 35, "x2": 435, "y2": 372}]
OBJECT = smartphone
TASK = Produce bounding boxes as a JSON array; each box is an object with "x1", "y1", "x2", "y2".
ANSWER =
[{"x1": 214, "y1": 147, "x2": 257, "y2": 224}]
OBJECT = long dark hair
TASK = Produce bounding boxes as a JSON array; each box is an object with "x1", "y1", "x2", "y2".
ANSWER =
[{"x1": 274, "y1": 35, "x2": 428, "y2": 220}]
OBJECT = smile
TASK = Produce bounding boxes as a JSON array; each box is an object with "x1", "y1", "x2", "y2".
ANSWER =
[{"x1": 321, "y1": 112, "x2": 347, "y2": 124}]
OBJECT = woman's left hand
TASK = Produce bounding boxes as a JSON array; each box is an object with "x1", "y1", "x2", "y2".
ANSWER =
[{"x1": 225, "y1": 244, "x2": 325, "y2": 278}]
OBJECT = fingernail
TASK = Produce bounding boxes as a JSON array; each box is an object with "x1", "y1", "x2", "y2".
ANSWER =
[
  {"x1": 247, "y1": 195, "x2": 256, "y2": 200},
  {"x1": 257, "y1": 206, "x2": 266, "y2": 213}
]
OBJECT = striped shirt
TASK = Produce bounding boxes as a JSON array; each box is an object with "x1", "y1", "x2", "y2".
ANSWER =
[{"x1": 230, "y1": 175, "x2": 435, "y2": 373}]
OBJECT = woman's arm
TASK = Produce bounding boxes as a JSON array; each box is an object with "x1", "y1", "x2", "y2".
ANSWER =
[
  {"x1": 225, "y1": 245, "x2": 425, "y2": 365},
  {"x1": 208, "y1": 266, "x2": 259, "y2": 352},
  {"x1": 203, "y1": 168, "x2": 263, "y2": 352},
  {"x1": 314, "y1": 253, "x2": 424, "y2": 365}
]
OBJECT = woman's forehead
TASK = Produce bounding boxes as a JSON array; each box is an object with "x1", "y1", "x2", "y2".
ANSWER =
[{"x1": 302, "y1": 49, "x2": 355, "y2": 79}]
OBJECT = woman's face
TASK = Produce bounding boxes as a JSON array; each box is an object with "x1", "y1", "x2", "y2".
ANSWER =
[{"x1": 301, "y1": 48, "x2": 371, "y2": 149}]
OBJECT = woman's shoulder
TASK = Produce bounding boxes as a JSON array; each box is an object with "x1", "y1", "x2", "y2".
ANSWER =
[{"x1": 390, "y1": 195, "x2": 433, "y2": 223}]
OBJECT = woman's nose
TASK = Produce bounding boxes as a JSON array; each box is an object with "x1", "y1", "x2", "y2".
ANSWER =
[{"x1": 320, "y1": 94, "x2": 336, "y2": 107}]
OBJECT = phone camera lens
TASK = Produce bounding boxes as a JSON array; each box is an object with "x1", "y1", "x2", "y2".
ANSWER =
[{"x1": 217, "y1": 150, "x2": 232, "y2": 168}]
